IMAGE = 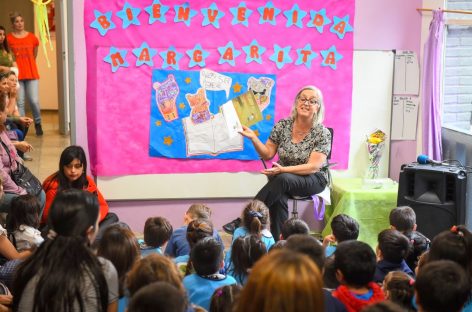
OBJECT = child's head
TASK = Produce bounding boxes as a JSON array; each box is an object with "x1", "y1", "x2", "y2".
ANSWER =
[
  {"x1": 331, "y1": 214, "x2": 359, "y2": 242},
  {"x1": 126, "y1": 253, "x2": 184, "y2": 297},
  {"x1": 128, "y1": 281, "x2": 187, "y2": 312},
  {"x1": 231, "y1": 235, "x2": 267, "y2": 282},
  {"x1": 377, "y1": 229, "x2": 410, "y2": 264},
  {"x1": 268, "y1": 239, "x2": 287, "y2": 252},
  {"x1": 389, "y1": 206, "x2": 416, "y2": 232},
  {"x1": 415, "y1": 260, "x2": 470, "y2": 312},
  {"x1": 334, "y1": 240, "x2": 376, "y2": 288},
  {"x1": 241, "y1": 200, "x2": 269, "y2": 236},
  {"x1": 280, "y1": 218, "x2": 310, "y2": 239},
  {"x1": 285, "y1": 234, "x2": 325, "y2": 271},
  {"x1": 382, "y1": 271, "x2": 415, "y2": 310},
  {"x1": 186, "y1": 218, "x2": 214, "y2": 249},
  {"x1": 6, "y1": 194, "x2": 41, "y2": 231},
  {"x1": 403, "y1": 231, "x2": 431, "y2": 271},
  {"x1": 191, "y1": 237, "x2": 224, "y2": 276},
  {"x1": 209, "y1": 284, "x2": 242, "y2": 312},
  {"x1": 0, "y1": 74, "x2": 8, "y2": 93},
  {"x1": 185, "y1": 203, "x2": 212, "y2": 224},
  {"x1": 58, "y1": 145, "x2": 88, "y2": 188},
  {"x1": 144, "y1": 216, "x2": 173, "y2": 248},
  {"x1": 361, "y1": 301, "x2": 404, "y2": 312}
]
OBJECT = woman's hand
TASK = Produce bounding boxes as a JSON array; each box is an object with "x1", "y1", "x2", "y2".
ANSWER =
[
  {"x1": 262, "y1": 162, "x2": 284, "y2": 176},
  {"x1": 239, "y1": 125, "x2": 257, "y2": 141},
  {"x1": 13, "y1": 141, "x2": 34, "y2": 153},
  {"x1": 0, "y1": 295, "x2": 12, "y2": 306}
]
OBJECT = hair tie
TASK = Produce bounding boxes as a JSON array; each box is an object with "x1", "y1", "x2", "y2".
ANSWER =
[
  {"x1": 216, "y1": 289, "x2": 223, "y2": 297},
  {"x1": 47, "y1": 229, "x2": 57, "y2": 240},
  {"x1": 409, "y1": 279, "x2": 415, "y2": 286},
  {"x1": 249, "y1": 211, "x2": 263, "y2": 219},
  {"x1": 451, "y1": 225, "x2": 458, "y2": 233}
]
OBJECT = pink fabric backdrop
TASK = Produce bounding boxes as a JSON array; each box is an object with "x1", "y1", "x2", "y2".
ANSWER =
[{"x1": 84, "y1": 0, "x2": 355, "y2": 176}]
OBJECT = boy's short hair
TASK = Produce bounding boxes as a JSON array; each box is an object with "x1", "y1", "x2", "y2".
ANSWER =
[
  {"x1": 281, "y1": 218, "x2": 310, "y2": 239},
  {"x1": 186, "y1": 203, "x2": 212, "y2": 220},
  {"x1": 128, "y1": 281, "x2": 186, "y2": 312},
  {"x1": 416, "y1": 260, "x2": 470, "y2": 312},
  {"x1": 190, "y1": 237, "x2": 224, "y2": 276},
  {"x1": 331, "y1": 214, "x2": 359, "y2": 242},
  {"x1": 378, "y1": 229, "x2": 410, "y2": 263},
  {"x1": 389, "y1": 206, "x2": 416, "y2": 232},
  {"x1": 285, "y1": 234, "x2": 325, "y2": 270},
  {"x1": 334, "y1": 240, "x2": 376, "y2": 288},
  {"x1": 144, "y1": 217, "x2": 173, "y2": 248},
  {"x1": 361, "y1": 301, "x2": 404, "y2": 312}
]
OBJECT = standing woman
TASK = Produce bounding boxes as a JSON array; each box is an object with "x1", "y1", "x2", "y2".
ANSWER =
[
  {"x1": 6, "y1": 12, "x2": 43, "y2": 136},
  {"x1": 239, "y1": 86, "x2": 331, "y2": 240},
  {"x1": 0, "y1": 26, "x2": 17, "y2": 74}
]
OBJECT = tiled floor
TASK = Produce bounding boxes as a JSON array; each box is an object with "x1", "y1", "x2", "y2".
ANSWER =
[{"x1": 23, "y1": 111, "x2": 71, "y2": 182}]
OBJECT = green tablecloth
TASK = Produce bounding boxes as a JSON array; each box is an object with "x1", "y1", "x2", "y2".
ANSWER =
[{"x1": 321, "y1": 178, "x2": 399, "y2": 249}]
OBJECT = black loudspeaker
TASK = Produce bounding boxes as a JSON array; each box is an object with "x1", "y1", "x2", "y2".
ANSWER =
[{"x1": 397, "y1": 163, "x2": 472, "y2": 240}]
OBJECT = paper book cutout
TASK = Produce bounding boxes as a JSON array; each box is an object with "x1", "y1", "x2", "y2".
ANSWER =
[{"x1": 221, "y1": 91, "x2": 263, "y2": 138}]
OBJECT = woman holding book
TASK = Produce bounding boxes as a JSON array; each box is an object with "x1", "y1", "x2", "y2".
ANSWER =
[{"x1": 238, "y1": 85, "x2": 331, "y2": 240}]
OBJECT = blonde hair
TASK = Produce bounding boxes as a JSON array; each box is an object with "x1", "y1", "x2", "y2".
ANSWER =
[
  {"x1": 187, "y1": 203, "x2": 212, "y2": 220},
  {"x1": 9, "y1": 12, "x2": 22, "y2": 25},
  {"x1": 290, "y1": 85, "x2": 325, "y2": 126},
  {"x1": 236, "y1": 250, "x2": 324, "y2": 312}
]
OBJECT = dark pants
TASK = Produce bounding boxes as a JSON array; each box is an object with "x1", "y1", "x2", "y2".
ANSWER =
[{"x1": 255, "y1": 172, "x2": 327, "y2": 241}]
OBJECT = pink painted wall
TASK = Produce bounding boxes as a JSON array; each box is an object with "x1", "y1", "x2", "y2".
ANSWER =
[{"x1": 73, "y1": 0, "x2": 423, "y2": 230}]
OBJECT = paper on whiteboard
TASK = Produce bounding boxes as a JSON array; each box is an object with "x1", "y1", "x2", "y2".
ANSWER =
[
  {"x1": 200, "y1": 69, "x2": 232, "y2": 98},
  {"x1": 391, "y1": 95, "x2": 419, "y2": 140},
  {"x1": 393, "y1": 51, "x2": 419, "y2": 95}
]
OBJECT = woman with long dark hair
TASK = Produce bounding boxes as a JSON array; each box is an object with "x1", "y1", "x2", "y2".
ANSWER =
[
  {"x1": 0, "y1": 25, "x2": 17, "y2": 74},
  {"x1": 12, "y1": 189, "x2": 119, "y2": 312}
]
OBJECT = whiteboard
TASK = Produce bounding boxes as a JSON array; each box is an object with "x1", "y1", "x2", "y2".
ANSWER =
[{"x1": 97, "y1": 50, "x2": 395, "y2": 200}]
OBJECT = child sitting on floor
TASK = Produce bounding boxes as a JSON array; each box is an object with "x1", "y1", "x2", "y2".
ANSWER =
[
  {"x1": 381, "y1": 271, "x2": 415, "y2": 312},
  {"x1": 323, "y1": 214, "x2": 359, "y2": 257},
  {"x1": 280, "y1": 217, "x2": 310, "y2": 240},
  {"x1": 139, "y1": 216, "x2": 173, "y2": 257}
]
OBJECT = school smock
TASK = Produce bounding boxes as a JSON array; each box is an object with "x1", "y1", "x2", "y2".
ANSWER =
[
  {"x1": 41, "y1": 175, "x2": 109, "y2": 224},
  {"x1": 183, "y1": 273, "x2": 237, "y2": 311}
]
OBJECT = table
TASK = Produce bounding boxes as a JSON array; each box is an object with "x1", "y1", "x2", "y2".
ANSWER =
[{"x1": 321, "y1": 178, "x2": 399, "y2": 249}]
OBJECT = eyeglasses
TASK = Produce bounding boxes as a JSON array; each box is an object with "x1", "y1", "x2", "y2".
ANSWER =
[{"x1": 297, "y1": 97, "x2": 319, "y2": 106}]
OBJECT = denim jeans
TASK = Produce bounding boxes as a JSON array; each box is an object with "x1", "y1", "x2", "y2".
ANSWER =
[{"x1": 18, "y1": 79, "x2": 42, "y2": 124}]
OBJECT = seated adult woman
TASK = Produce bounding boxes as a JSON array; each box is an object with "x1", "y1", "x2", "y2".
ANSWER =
[
  {"x1": 239, "y1": 85, "x2": 331, "y2": 240},
  {"x1": 12, "y1": 189, "x2": 119, "y2": 311},
  {"x1": 42, "y1": 145, "x2": 118, "y2": 237}
]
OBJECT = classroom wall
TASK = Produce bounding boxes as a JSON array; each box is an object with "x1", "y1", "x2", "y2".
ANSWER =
[{"x1": 73, "y1": 0, "x2": 424, "y2": 231}]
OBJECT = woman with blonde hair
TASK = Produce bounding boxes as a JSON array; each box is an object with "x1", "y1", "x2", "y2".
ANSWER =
[{"x1": 236, "y1": 250, "x2": 324, "y2": 312}]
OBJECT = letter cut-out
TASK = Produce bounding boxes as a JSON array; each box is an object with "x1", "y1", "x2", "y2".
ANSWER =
[
  {"x1": 144, "y1": 0, "x2": 169, "y2": 24},
  {"x1": 90, "y1": 10, "x2": 116, "y2": 36},
  {"x1": 116, "y1": 2, "x2": 141, "y2": 29},
  {"x1": 218, "y1": 41, "x2": 241, "y2": 67},
  {"x1": 174, "y1": 2, "x2": 198, "y2": 27},
  {"x1": 201, "y1": 2, "x2": 225, "y2": 29},
  {"x1": 187, "y1": 44, "x2": 210, "y2": 68},
  {"x1": 242, "y1": 39, "x2": 266, "y2": 64},
  {"x1": 133, "y1": 42, "x2": 157, "y2": 67},
  {"x1": 283, "y1": 4, "x2": 307, "y2": 28},
  {"x1": 307, "y1": 8, "x2": 331, "y2": 33},
  {"x1": 103, "y1": 47, "x2": 129, "y2": 72},
  {"x1": 320, "y1": 45, "x2": 343, "y2": 70},
  {"x1": 258, "y1": 1, "x2": 281, "y2": 26},
  {"x1": 230, "y1": 2, "x2": 253, "y2": 27},
  {"x1": 269, "y1": 45, "x2": 292, "y2": 69},
  {"x1": 330, "y1": 15, "x2": 353, "y2": 39}
]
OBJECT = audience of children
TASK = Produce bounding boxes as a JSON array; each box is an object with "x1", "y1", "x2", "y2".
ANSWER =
[
  {"x1": 227, "y1": 235, "x2": 266, "y2": 285},
  {"x1": 139, "y1": 216, "x2": 173, "y2": 257},
  {"x1": 381, "y1": 271, "x2": 415, "y2": 311},
  {"x1": 374, "y1": 229, "x2": 414, "y2": 283},
  {"x1": 209, "y1": 284, "x2": 242, "y2": 312},
  {"x1": 323, "y1": 213, "x2": 360, "y2": 257}
]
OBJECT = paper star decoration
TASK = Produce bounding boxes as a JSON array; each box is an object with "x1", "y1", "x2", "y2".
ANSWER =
[
  {"x1": 257, "y1": 2, "x2": 281, "y2": 26},
  {"x1": 132, "y1": 42, "x2": 157, "y2": 67},
  {"x1": 90, "y1": 10, "x2": 116, "y2": 36},
  {"x1": 155, "y1": 120, "x2": 162, "y2": 126},
  {"x1": 295, "y1": 44, "x2": 318, "y2": 69},
  {"x1": 104, "y1": 47, "x2": 129, "y2": 72},
  {"x1": 163, "y1": 136, "x2": 173, "y2": 146},
  {"x1": 330, "y1": 15, "x2": 353, "y2": 39},
  {"x1": 265, "y1": 115, "x2": 272, "y2": 121},
  {"x1": 116, "y1": 2, "x2": 141, "y2": 29},
  {"x1": 307, "y1": 9, "x2": 331, "y2": 33},
  {"x1": 174, "y1": 2, "x2": 198, "y2": 27},
  {"x1": 160, "y1": 46, "x2": 183, "y2": 70},
  {"x1": 230, "y1": 2, "x2": 253, "y2": 27},
  {"x1": 242, "y1": 39, "x2": 266, "y2": 64},
  {"x1": 179, "y1": 103, "x2": 186, "y2": 109},
  {"x1": 283, "y1": 4, "x2": 307, "y2": 28},
  {"x1": 185, "y1": 77, "x2": 192, "y2": 84},
  {"x1": 320, "y1": 45, "x2": 343, "y2": 70},
  {"x1": 233, "y1": 82, "x2": 242, "y2": 93},
  {"x1": 186, "y1": 44, "x2": 210, "y2": 68},
  {"x1": 269, "y1": 45, "x2": 292, "y2": 69},
  {"x1": 144, "y1": 0, "x2": 169, "y2": 24},
  {"x1": 201, "y1": 3, "x2": 225, "y2": 29},
  {"x1": 218, "y1": 41, "x2": 241, "y2": 67}
]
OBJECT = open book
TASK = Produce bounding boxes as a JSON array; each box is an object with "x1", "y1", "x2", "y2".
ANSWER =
[{"x1": 220, "y1": 91, "x2": 263, "y2": 138}]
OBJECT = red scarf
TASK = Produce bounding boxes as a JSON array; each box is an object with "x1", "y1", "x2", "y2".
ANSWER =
[{"x1": 333, "y1": 282, "x2": 385, "y2": 312}]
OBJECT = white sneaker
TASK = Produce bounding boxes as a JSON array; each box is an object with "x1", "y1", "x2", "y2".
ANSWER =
[{"x1": 23, "y1": 153, "x2": 33, "y2": 161}]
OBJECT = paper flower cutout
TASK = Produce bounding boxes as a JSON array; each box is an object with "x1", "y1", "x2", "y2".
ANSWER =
[
  {"x1": 133, "y1": 42, "x2": 157, "y2": 67},
  {"x1": 242, "y1": 39, "x2": 266, "y2": 64},
  {"x1": 173, "y1": 2, "x2": 198, "y2": 27},
  {"x1": 283, "y1": 4, "x2": 307, "y2": 28},
  {"x1": 90, "y1": 10, "x2": 116, "y2": 36},
  {"x1": 201, "y1": 2, "x2": 225, "y2": 29},
  {"x1": 187, "y1": 44, "x2": 210, "y2": 68},
  {"x1": 144, "y1": 0, "x2": 169, "y2": 24},
  {"x1": 160, "y1": 46, "x2": 183, "y2": 70},
  {"x1": 163, "y1": 136, "x2": 174, "y2": 146},
  {"x1": 257, "y1": 2, "x2": 281, "y2": 25},
  {"x1": 116, "y1": 2, "x2": 141, "y2": 29},
  {"x1": 330, "y1": 15, "x2": 353, "y2": 39},
  {"x1": 295, "y1": 43, "x2": 318, "y2": 69},
  {"x1": 104, "y1": 47, "x2": 129, "y2": 72},
  {"x1": 218, "y1": 41, "x2": 241, "y2": 67},
  {"x1": 269, "y1": 45, "x2": 292, "y2": 69},
  {"x1": 320, "y1": 45, "x2": 343, "y2": 70},
  {"x1": 307, "y1": 9, "x2": 331, "y2": 33},
  {"x1": 230, "y1": 2, "x2": 253, "y2": 27}
]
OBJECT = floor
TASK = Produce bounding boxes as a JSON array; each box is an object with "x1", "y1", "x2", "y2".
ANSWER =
[{"x1": 24, "y1": 111, "x2": 71, "y2": 182}]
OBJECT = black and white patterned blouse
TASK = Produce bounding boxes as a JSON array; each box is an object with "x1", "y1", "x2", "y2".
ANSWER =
[{"x1": 269, "y1": 118, "x2": 331, "y2": 181}]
